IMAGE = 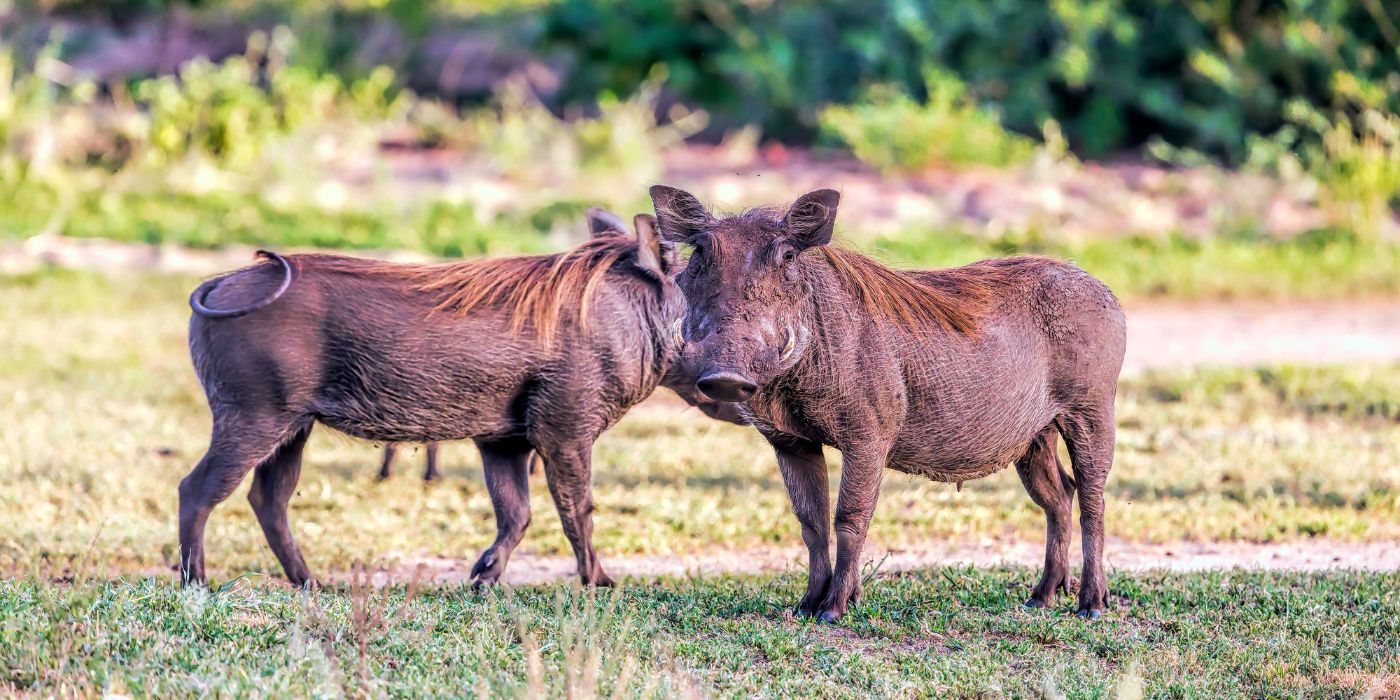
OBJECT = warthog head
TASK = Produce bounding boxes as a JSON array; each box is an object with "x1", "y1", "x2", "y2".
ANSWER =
[{"x1": 649, "y1": 185, "x2": 839, "y2": 402}]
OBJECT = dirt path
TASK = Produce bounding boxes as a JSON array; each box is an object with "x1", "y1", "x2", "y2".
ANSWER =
[
  {"x1": 361, "y1": 538, "x2": 1400, "y2": 587},
  {"x1": 1123, "y1": 300, "x2": 1400, "y2": 375}
]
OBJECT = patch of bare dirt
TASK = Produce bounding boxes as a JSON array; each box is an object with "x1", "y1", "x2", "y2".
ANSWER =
[
  {"x1": 1122, "y1": 300, "x2": 1400, "y2": 375},
  {"x1": 353, "y1": 538, "x2": 1400, "y2": 587},
  {"x1": 1315, "y1": 671, "x2": 1400, "y2": 699}
]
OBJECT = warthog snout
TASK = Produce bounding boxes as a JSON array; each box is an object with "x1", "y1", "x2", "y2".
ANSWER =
[{"x1": 696, "y1": 369, "x2": 758, "y2": 402}]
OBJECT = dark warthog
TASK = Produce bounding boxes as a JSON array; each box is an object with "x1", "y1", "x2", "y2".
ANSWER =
[
  {"x1": 650, "y1": 186, "x2": 1126, "y2": 620},
  {"x1": 375, "y1": 345, "x2": 744, "y2": 482},
  {"x1": 378, "y1": 442, "x2": 442, "y2": 481},
  {"x1": 181, "y1": 209, "x2": 737, "y2": 589}
]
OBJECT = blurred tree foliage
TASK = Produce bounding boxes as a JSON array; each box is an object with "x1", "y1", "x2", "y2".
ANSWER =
[
  {"x1": 539, "y1": 0, "x2": 1400, "y2": 160},
  {"x1": 15, "y1": 0, "x2": 1400, "y2": 161}
]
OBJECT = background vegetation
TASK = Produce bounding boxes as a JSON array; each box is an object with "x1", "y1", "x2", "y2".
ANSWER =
[
  {"x1": 0, "y1": 1, "x2": 1396, "y2": 276},
  {"x1": 3, "y1": 1, "x2": 1399, "y2": 294},
  {"x1": 14, "y1": 0, "x2": 1400, "y2": 158}
]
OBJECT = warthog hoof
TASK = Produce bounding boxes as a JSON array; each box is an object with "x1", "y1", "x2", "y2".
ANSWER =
[
  {"x1": 469, "y1": 550, "x2": 504, "y2": 590},
  {"x1": 285, "y1": 574, "x2": 320, "y2": 591},
  {"x1": 582, "y1": 571, "x2": 617, "y2": 588},
  {"x1": 1023, "y1": 598, "x2": 1050, "y2": 610},
  {"x1": 817, "y1": 610, "x2": 841, "y2": 624},
  {"x1": 1075, "y1": 608, "x2": 1103, "y2": 620}
]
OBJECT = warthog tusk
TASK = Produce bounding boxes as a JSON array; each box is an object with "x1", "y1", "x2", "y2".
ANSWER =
[
  {"x1": 673, "y1": 318, "x2": 685, "y2": 346},
  {"x1": 781, "y1": 325, "x2": 796, "y2": 361}
]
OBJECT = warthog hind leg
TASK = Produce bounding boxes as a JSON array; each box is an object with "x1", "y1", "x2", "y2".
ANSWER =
[
  {"x1": 469, "y1": 438, "x2": 534, "y2": 588},
  {"x1": 377, "y1": 443, "x2": 398, "y2": 480},
  {"x1": 1015, "y1": 425, "x2": 1075, "y2": 609},
  {"x1": 1059, "y1": 409, "x2": 1116, "y2": 619},
  {"x1": 422, "y1": 442, "x2": 442, "y2": 481},
  {"x1": 179, "y1": 412, "x2": 303, "y2": 587},
  {"x1": 247, "y1": 424, "x2": 316, "y2": 588}
]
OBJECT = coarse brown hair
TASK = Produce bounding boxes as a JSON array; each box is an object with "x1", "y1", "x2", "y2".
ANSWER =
[
  {"x1": 292, "y1": 233, "x2": 640, "y2": 345},
  {"x1": 816, "y1": 246, "x2": 1043, "y2": 335}
]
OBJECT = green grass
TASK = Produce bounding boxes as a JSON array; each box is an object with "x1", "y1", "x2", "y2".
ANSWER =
[
  {"x1": 1, "y1": 187, "x2": 569, "y2": 259},
  {"x1": 3, "y1": 570, "x2": 1397, "y2": 697},
  {"x1": 6, "y1": 185, "x2": 1400, "y2": 300},
  {"x1": 871, "y1": 226, "x2": 1400, "y2": 301},
  {"x1": 3, "y1": 267, "x2": 1399, "y2": 696}
]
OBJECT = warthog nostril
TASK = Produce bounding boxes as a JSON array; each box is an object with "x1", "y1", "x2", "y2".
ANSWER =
[{"x1": 696, "y1": 370, "x2": 758, "y2": 402}]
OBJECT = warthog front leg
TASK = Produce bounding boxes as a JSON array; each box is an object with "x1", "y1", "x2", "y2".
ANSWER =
[
  {"x1": 1014, "y1": 425, "x2": 1074, "y2": 608},
  {"x1": 769, "y1": 434, "x2": 831, "y2": 617},
  {"x1": 538, "y1": 441, "x2": 614, "y2": 587},
  {"x1": 469, "y1": 438, "x2": 533, "y2": 587},
  {"x1": 815, "y1": 443, "x2": 890, "y2": 623},
  {"x1": 377, "y1": 443, "x2": 398, "y2": 481},
  {"x1": 422, "y1": 442, "x2": 441, "y2": 481}
]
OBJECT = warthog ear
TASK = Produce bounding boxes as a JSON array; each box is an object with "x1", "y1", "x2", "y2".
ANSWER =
[
  {"x1": 649, "y1": 185, "x2": 711, "y2": 244},
  {"x1": 636, "y1": 213, "x2": 681, "y2": 274},
  {"x1": 631, "y1": 213, "x2": 665, "y2": 280},
  {"x1": 586, "y1": 207, "x2": 629, "y2": 237},
  {"x1": 784, "y1": 189, "x2": 840, "y2": 249}
]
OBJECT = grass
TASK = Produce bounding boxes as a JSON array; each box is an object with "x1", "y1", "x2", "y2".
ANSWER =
[
  {"x1": 2, "y1": 267, "x2": 1399, "y2": 696},
  {"x1": 870, "y1": 225, "x2": 1400, "y2": 301},
  {"x1": 1, "y1": 267, "x2": 1398, "y2": 582},
  {"x1": 2, "y1": 569, "x2": 1397, "y2": 697},
  {"x1": 7, "y1": 184, "x2": 1400, "y2": 301}
]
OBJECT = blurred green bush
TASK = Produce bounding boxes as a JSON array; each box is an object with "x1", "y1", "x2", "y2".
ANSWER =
[
  {"x1": 819, "y1": 70, "x2": 1035, "y2": 171},
  {"x1": 19, "y1": 0, "x2": 1400, "y2": 163},
  {"x1": 540, "y1": 0, "x2": 1398, "y2": 162},
  {"x1": 3, "y1": 0, "x2": 1396, "y2": 255}
]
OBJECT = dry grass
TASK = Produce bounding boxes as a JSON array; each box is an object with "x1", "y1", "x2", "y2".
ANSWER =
[{"x1": 2, "y1": 269, "x2": 1399, "y2": 582}]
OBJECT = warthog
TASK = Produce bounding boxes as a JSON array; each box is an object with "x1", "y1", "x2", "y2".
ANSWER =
[
  {"x1": 650, "y1": 186, "x2": 1126, "y2": 620},
  {"x1": 378, "y1": 442, "x2": 442, "y2": 481},
  {"x1": 375, "y1": 352, "x2": 744, "y2": 482},
  {"x1": 180, "y1": 209, "x2": 737, "y2": 588}
]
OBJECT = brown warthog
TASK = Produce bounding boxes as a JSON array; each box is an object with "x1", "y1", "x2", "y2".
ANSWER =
[
  {"x1": 650, "y1": 186, "x2": 1126, "y2": 621},
  {"x1": 375, "y1": 336, "x2": 744, "y2": 482},
  {"x1": 378, "y1": 442, "x2": 442, "y2": 481},
  {"x1": 181, "y1": 209, "x2": 737, "y2": 589}
]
